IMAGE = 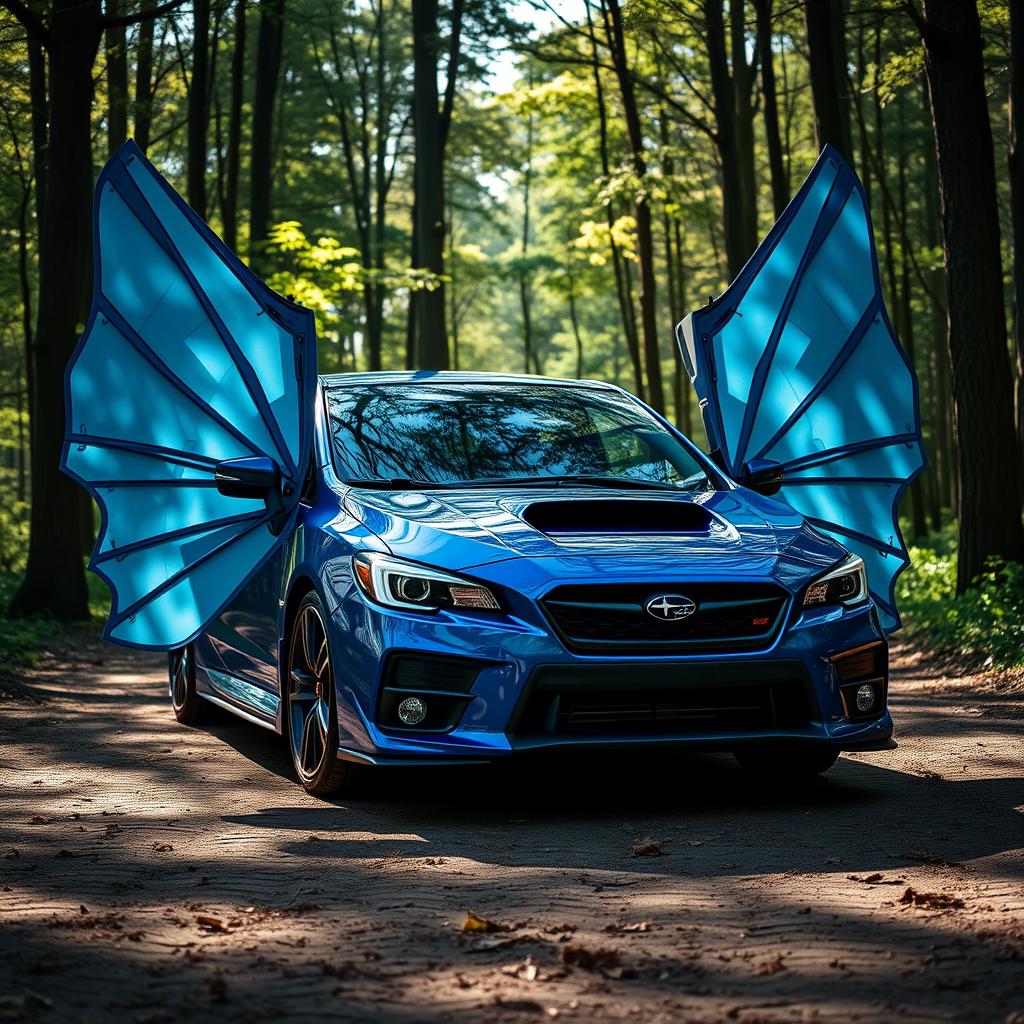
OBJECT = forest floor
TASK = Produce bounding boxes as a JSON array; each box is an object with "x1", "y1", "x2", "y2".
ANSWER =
[{"x1": 0, "y1": 635, "x2": 1022, "y2": 1023}]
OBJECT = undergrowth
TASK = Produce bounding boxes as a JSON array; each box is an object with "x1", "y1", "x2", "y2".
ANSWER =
[{"x1": 898, "y1": 526, "x2": 1024, "y2": 670}]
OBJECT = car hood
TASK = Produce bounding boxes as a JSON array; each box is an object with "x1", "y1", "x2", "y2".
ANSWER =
[{"x1": 341, "y1": 484, "x2": 847, "y2": 591}]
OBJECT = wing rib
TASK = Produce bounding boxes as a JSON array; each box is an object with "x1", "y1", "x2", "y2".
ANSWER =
[{"x1": 107, "y1": 159, "x2": 298, "y2": 478}]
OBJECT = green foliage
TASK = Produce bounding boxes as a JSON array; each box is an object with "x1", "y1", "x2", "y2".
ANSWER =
[
  {"x1": 0, "y1": 572, "x2": 51, "y2": 665},
  {"x1": 897, "y1": 533, "x2": 1024, "y2": 670}
]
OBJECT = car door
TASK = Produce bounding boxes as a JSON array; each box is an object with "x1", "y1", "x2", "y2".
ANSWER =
[
  {"x1": 677, "y1": 145, "x2": 925, "y2": 632},
  {"x1": 61, "y1": 139, "x2": 317, "y2": 651}
]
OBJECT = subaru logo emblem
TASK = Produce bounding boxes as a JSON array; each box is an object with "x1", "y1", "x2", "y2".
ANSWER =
[{"x1": 645, "y1": 594, "x2": 697, "y2": 621}]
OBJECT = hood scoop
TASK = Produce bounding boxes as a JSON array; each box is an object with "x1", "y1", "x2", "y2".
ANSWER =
[{"x1": 522, "y1": 498, "x2": 713, "y2": 538}]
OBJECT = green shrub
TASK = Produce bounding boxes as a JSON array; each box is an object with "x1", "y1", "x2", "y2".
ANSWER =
[{"x1": 897, "y1": 538, "x2": 1024, "y2": 670}]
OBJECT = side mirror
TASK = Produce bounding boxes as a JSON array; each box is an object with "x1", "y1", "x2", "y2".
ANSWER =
[
  {"x1": 740, "y1": 458, "x2": 784, "y2": 496},
  {"x1": 215, "y1": 456, "x2": 281, "y2": 499}
]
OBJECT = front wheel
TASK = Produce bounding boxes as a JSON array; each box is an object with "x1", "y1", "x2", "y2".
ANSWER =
[
  {"x1": 168, "y1": 644, "x2": 207, "y2": 724},
  {"x1": 733, "y1": 746, "x2": 840, "y2": 778},
  {"x1": 285, "y1": 592, "x2": 362, "y2": 798}
]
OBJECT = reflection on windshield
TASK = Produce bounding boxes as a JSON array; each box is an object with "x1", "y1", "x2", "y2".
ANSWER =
[{"x1": 325, "y1": 382, "x2": 713, "y2": 490}]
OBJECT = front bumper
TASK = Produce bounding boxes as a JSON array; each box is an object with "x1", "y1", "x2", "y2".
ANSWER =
[{"x1": 327, "y1": 574, "x2": 892, "y2": 764}]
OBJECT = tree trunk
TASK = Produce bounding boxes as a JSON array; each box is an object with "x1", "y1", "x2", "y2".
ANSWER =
[
  {"x1": 249, "y1": 0, "x2": 285, "y2": 270},
  {"x1": 1009, "y1": 0, "x2": 1024, "y2": 476},
  {"x1": 583, "y1": 0, "x2": 643, "y2": 397},
  {"x1": 27, "y1": 35, "x2": 47, "y2": 230},
  {"x1": 411, "y1": 0, "x2": 449, "y2": 368},
  {"x1": 753, "y1": 0, "x2": 788, "y2": 217},
  {"x1": 896, "y1": 93, "x2": 927, "y2": 541},
  {"x1": 704, "y1": 0, "x2": 746, "y2": 279},
  {"x1": 9, "y1": 0, "x2": 100, "y2": 620},
  {"x1": 519, "y1": 93, "x2": 534, "y2": 373},
  {"x1": 188, "y1": 0, "x2": 210, "y2": 218},
  {"x1": 730, "y1": 0, "x2": 758, "y2": 255},
  {"x1": 104, "y1": 3, "x2": 128, "y2": 154},
  {"x1": 133, "y1": 0, "x2": 155, "y2": 153},
  {"x1": 922, "y1": 117, "x2": 954, "y2": 523},
  {"x1": 222, "y1": 0, "x2": 245, "y2": 250},
  {"x1": 605, "y1": 0, "x2": 664, "y2": 412},
  {"x1": 804, "y1": 0, "x2": 853, "y2": 160},
  {"x1": 17, "y1": 185, "x2": 33, "y2": 502},
  {"x1": 918, "y1": 0, "x2": 1024, "y2": 589}
]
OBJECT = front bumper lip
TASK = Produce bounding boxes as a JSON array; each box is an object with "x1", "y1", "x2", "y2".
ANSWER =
[{"x1": 332, "y1": 573, "x2": 890, "y2": 762}]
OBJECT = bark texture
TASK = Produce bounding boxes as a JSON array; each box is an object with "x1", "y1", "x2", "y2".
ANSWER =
[{"x1": 919, "y1": 0, "x2": 1024, "y2": 590}]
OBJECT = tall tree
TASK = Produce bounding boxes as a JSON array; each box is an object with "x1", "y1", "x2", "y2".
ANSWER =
[
  {"x1": 1009, "y1": 0, "x2": 1024, "y2": 469},
  {"x1": 804, "y1": 0, "x2": 853, "y2": 160},
  {"x1": 912, "y1": 0, "x2": 1024, "y2": 590},
  {"x1": 133, "y1": 0, "x2": 155, "y2": 153},
  {"x1": 1, "y1": 0, "x2": 183, "y2": 619},
  {"x1": 104, "y1": 1, "x2": 128, "y2": 154},
  {"x1": 583, "y1": 0, "x2": 643, "y2": 399},
  {"x1": 704, "y1": 0, "x2": 752, "y2": 278},
  {"x1": 221, "y1": 0, "x2": 245, "y2": 250},
  {"x1": 187, "y1": 0, "x2": 211, "y2": 217},
  {"x1": 603, "y1": 0, "x2": 664, "y2": 412},
  {"x1": 410, "y1": 0, "x2": 463, "y2": 369},
  {"x1": 753, "y1": 0, "x2": 788, "y2": 217},
  {"x1": 249, "y1": 0, "x2": 286, "y2": 270},
  {"x1": 518, "y1": 85, "x2": 535, "y2": 374},
  {"x1": 317, "y1": 0, "x2": 408, "y2": 372},
  {"x1": 729, "y1": 0, "x2": 757, "y2": 253}
]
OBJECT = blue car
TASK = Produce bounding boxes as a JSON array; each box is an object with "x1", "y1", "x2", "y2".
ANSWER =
[{"x1": 63, "y1": 143, "x2": 924, "y2": 797}]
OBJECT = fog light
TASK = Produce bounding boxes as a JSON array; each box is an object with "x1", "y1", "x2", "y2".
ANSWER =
[
  {"x1": 855, "y1": 684, "x2": 876, "y2": 713},
  {"x1": 397, "y1": 696, "x2": 428, "y2": 726}
]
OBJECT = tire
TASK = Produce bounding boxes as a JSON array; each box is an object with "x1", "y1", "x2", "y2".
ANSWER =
[
  {"x1": 733, "y1": 745, "x2": 840, "y2": 778},
  {"x1": 285, "y1": 591, "x2": 362, "y2": 798},
  {"x1": 168, "y1": 643, "x2": 208, "y2": 724}
]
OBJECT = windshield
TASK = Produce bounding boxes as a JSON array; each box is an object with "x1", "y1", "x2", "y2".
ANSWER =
[{"x1": 325, "y1": 381, "x2": 715, "y2": 491}]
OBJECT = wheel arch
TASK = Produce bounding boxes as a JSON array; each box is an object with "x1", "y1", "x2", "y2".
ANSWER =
[{"x1": 277, "y1": 574, "x2": 319, "y2": 710}]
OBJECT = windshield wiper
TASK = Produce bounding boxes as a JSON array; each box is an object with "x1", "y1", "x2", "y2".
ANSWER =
[
  {"x1": 344, "y1": 474, "x2": 703, "y2": 492},
  {"x1": 343, "y1": 477, "x2": 453, "y2": 490},
  {"x1": 448, "y1": 475, "x2": 689, "y2": 492}
]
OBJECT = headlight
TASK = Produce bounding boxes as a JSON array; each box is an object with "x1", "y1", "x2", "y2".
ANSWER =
[
  {"x1": 802, "y1": 554, "x2": 868, "y2": 608},
  {"x1": 352, "y1": 553, "x2": 500, "y2": 613}
]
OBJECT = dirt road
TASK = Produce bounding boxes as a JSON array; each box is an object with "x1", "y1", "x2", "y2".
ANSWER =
[{"x1": 1, "y1": 634, "x2": 1022, "y2": 1022}]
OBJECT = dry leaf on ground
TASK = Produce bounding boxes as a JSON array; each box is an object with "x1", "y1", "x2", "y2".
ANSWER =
[{"x1": 630, "y1": 836, "x2": 664, "y2": 857}]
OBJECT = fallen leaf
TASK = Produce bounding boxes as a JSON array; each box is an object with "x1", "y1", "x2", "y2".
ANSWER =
[
  {"x1": 502, "y1": 957, "x2": 540, "y2": 981},
  {"x1": 461, "y1": 910, "x2": 508, "y2": 933},
  {"x1": 195, "y1": 914, "x2": 230, "y2": 933},
  {"x1": 630, "y1": 836, "x2": 664, "y2": 857},
  {"x1": 29, "y1": 816, "x2": 48, "y2": 825},
  {"x1": 603, "y1": 921, "x2": 651, "y2": 934},
  {"x1": 151, "y1": 842, "x2": 173, "y2": 852},
  {"x1": 899, "y1": 887, "x2": 964, "y2": 910},
  {"x1": 755, "y1": 955, "x2": 787, "y2": 975}
]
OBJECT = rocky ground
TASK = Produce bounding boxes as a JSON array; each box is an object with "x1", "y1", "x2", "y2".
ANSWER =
[{"x1": 1, "y1": 634, "x2": 1022, "y2": 1022}]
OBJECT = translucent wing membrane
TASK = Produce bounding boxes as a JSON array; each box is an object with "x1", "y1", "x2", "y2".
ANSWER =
[
  {"x1": 678, "y1": 146, "x2": 925, "y2": 632},
  {"x1": 62, "y1": 140, "x2": 317, "y2": 650}
]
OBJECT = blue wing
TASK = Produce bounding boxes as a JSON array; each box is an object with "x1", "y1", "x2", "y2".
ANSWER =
[
  {"x1": 61, "y1": 140, "x2": 317, "y2": 650},
  {"x1": 677, "y1": 146, "x2": 926, "y2": 632}
]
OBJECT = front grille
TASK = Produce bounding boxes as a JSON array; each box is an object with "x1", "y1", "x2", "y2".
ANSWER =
[
  {"x1": 511, "y1": 662, "x2": 816, "y2": 742},
  {"x1": 540, "y1": 582, "x2": 789, "y2": 654}
]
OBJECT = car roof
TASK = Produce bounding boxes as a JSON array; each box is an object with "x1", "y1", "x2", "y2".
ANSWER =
[{"x1": 318, "y1": 370, "x2": 621, "y2": 392}]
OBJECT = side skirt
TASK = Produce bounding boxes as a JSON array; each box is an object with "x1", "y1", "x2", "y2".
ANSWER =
[{"x1": 201, "y1": 667, "x2": 280, "y2": 732}]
